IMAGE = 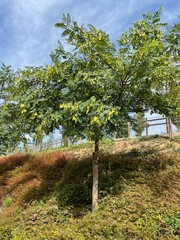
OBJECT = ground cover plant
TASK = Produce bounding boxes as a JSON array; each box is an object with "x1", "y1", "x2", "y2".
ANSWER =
[{"x1": 0, "y1": 136, "x2": 179, "y2": 239}]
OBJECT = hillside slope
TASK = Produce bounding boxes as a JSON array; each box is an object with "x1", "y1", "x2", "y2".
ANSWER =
[{"x1": 0, "y1": 136, "x2": 180, "y2": 239}]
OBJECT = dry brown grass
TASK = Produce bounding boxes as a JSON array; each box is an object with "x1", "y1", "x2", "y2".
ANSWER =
[
  {"x1": 0, "y1": 154, "x2": 31, "y2": 174},
  {"x1": 5, "y1": 171, "x2": 40, "y2": 191},
  {"x1": 0, "y1": 151, "x2": 71, "y2": 212}
]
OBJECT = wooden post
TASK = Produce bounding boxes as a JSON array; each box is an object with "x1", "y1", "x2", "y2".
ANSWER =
[
  {"x1": 168, "y1": 118, "x2": 173, "y2": 139},
  {"x1": 127, "y1": 122, "x2": 131, "y2": 138},
  {"x1": 67, "y1": 137, "x2": 70, "y2": 147},
  {"x1": 166, "y1": 117, "x2": 169, "y2": 134},
  {"x1": 168, "y1": 117, "x2": 170, "y2": 138},
  {"x1": 145, "y1": 118, "x2": 148, "y2": 137},
  {"x1": 40, "y1": 143, "x2": 43, "y2": 151}
]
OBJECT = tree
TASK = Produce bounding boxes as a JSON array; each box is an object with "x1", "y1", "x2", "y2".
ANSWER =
[
  {"x1": 0, "y1": 64, "x2": 27, "y2": 154},
  {"x1": 32, "y1": 130, "x2": 45, "y2": 149},
  {"x1": 171, "y1": 116, "x2": 180, "y2": 131},
  {"x1": 132, "y1": 112, "x2": 145, "y2": 136},
  {"x1": 9, "y1": 65, "x2": 64, "y2": 140},
  {"x1": 165, "y1": 22, "x2": 180, "y2": 119},
  {"x1": 6, "y1": 10, "x2": 179, "y2": 210},
  {"x1": 52, "y1": 10, "x2": 178, "y2": 210},
  {"x1": 0, "y1": 104, "x2": 22, "y2": 154},
  {"x1": 110, "y1": 119, "x2": 129, "y2": 139}
]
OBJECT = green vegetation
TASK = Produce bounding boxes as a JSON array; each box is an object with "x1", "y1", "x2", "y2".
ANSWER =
[
  {"x1": 0, "y1": 136, "x2": 179, "y2": 239},
  {"x1": 0, "y1": 9, "x2": 179, "y2": 209},
  {"x1": 2, "y1": 197, "x2": 13, "y2": 208},
  {"x1": 132, "y1": 112, "x2": 145, "y2": 136}
]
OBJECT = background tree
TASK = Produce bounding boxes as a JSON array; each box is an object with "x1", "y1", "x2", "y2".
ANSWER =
[
  {"x1": 0, "y1": 65, "x2": 27, "y2": 154},
  {"x1": 166, "y1": 22, "x2": 180, "y2": 122},
  {"x1": 171, "y1": 116, "x2": 180, "y2": 131},
  {"x1": 132, "y1": 112, "x2": 145, "y2": 137},
  {"x1": 32, "y1": 130, "x2": 45, "y2": 150},
  {"x1": 111, "y1": 119, "x2": 129, "y2": 139},
  {"x1": 10, "y1": 65, "x2": 64, "y2": 142}
]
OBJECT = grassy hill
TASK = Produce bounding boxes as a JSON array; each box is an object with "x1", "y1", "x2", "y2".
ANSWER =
[{"x1": 0, "y1": 136, "x2": 180, "y2": 239}]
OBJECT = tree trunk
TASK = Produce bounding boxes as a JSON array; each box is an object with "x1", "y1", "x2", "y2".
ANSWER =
[
  {"x1": 168, "y1": 118, "x2": 173, "y2": 139},
  {"x1": 166, "y1": 117, "x2": 169, "y2": 134},
  {"x1": 127, "y1": 122, "x2": 131, "y2": 138},
  {"x1": 92, "y1": 138, "x2": 99, "y2": 211}
]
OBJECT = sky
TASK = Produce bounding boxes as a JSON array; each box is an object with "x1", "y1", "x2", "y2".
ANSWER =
[
  {"x1": 0, "y1": 0, "x2": 179, "y2": 69},
  {"x1": 0, "y1": 0, "x2": 179, "y2": 140}
]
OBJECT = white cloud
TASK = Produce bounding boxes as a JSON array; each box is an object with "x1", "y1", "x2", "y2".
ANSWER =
[
  {"x1": 1, "y1": 0, "x2": 73, "y2": 68},
  {"x1": 0, "y1": 0, "x2": 179, "y2": 69}
]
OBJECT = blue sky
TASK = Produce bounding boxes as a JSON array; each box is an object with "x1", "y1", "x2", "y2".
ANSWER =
[{"x1": 0, "y1": 0, "x2": 179, "y2": 69}]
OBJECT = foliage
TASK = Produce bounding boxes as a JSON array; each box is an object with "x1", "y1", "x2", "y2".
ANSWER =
[
  {"x1": 0, "y1": 225, "x2": 13, "y2": 240},
  {"x1": 164, "y1": 22, "x2": 180, "y2": 116},
  {"x1": 0, "y1": 64, "x2": 26, "y2": 155},
  {"x1": 132, "y1": 112, "x2": 145, "y2": 136},
  {"x1": 4, "y1": 9, "x2": 178, "y2": 142},
  {"x1": 171, "y1": 116, "x2": 180, "y2": 131},
  {"x1": 51, "y1": 10, "x2": 178, "y2": 141},
  {"x1": 163, "y1": 213, "x2": 180, "y2": 235},
  {"x1": 2, "y1": 197, "x2": 13, "y2": 208},
  {"x1": 11, "y1": 66, "x2": 60, "y2": 136}
]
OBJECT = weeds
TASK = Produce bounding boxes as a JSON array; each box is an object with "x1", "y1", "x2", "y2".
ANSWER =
[{"x1": 2, "y1": 197, "x2": 13, "y2": 208}]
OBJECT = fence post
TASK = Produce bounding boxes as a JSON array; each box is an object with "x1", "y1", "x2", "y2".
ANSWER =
[
  {"x1": 127, "y1": 122, "x2": 131, "y2": 138},
  {"x1": 67, "y1": 137, "x2": 70, "y2": 147},
  {"x1": 168, "y1": 118, "x2": 173, "y2": 139},
  {"x1": 145, "y1": 118, "x2": 148, "y2": 137}
]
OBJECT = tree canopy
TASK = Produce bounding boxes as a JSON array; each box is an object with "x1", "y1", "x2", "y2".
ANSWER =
[
  {"x1": 0, "y1": 65, "x2": 26, "y2": 154},
  {"x1": 9, "y1": 10, "x2": 178, "y2": 140}
]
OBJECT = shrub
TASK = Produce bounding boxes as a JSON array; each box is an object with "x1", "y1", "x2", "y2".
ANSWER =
[{"x1": 2, "y1": 197, "x2": 13, "y2": 208}]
